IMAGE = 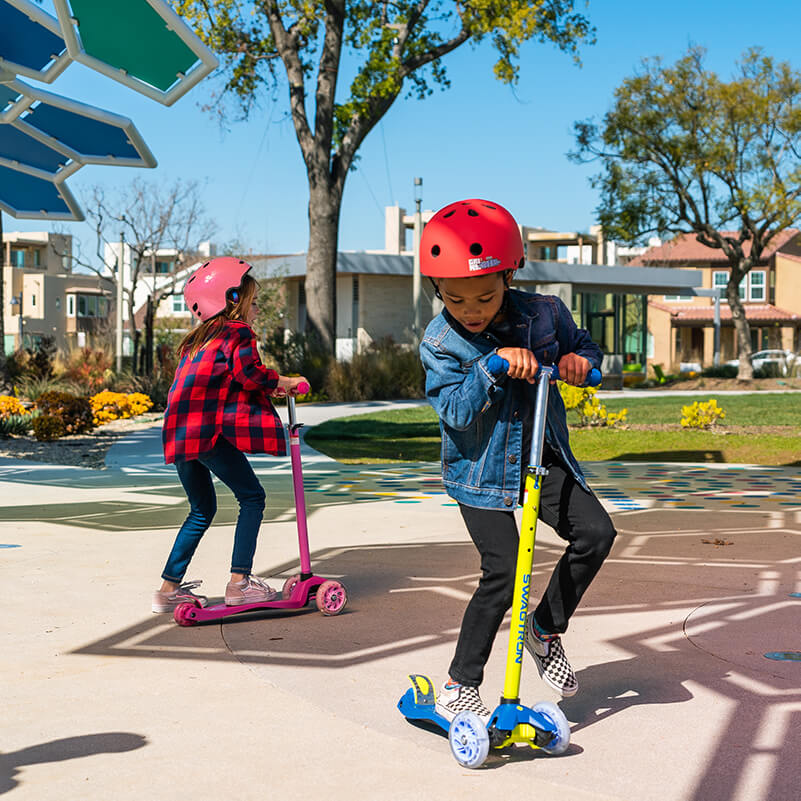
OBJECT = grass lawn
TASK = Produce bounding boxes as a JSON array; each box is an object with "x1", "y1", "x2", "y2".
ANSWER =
[{"x1": 304, "y1": 393, "x2": 801, "y2": 465}]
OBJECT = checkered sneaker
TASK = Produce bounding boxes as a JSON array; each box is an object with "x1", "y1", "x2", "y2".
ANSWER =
[
  {"x1": 436, "y1": 682, "x2": 491, "y2": 724},
  {"x1": 525, "y1": 616, "x2": 578, "y2": 697}
]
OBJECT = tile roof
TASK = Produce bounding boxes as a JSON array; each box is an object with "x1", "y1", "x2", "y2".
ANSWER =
[
  {"x1": 648, "y1": 301, "x2": 800, "y2": 322},
  {"x1": 631, "y1": 229, "x2": 800, "y2": 265}
]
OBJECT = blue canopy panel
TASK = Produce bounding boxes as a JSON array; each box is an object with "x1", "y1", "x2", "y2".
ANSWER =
[
  {"x1": 0, "y1": 0, "x2": 70, "y2": 82},
  {"x1": 3, "y1": 79, "x2": 156, "y2": 169},
  {"x1": 0, "y1": 162, "x2": 83, "y2": 220},
  {"x1": 0, "y1": 122, "x2": 70, "y2": 174},
  {"x1": 0, "y1": 84, "x2": 28, "y2": 123}
]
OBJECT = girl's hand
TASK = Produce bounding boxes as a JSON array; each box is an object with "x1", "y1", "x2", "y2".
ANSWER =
[
  {"x1": 273, "y1": 375, "x2": 310, "y2": 397},
  {"x1": 496, "y1": 347, "x2": 539, "y2": 384},
  {"x1": 558, "y1": 353, "x2": 591, "y2": 386}
]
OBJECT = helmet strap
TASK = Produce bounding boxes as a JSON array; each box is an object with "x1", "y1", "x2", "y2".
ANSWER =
[{"x1": 429, "y1": 277, "x2": 442, "y2": 300}]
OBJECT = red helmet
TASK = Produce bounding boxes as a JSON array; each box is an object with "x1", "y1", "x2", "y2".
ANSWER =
[
  {"x1": 420, "y1": 199, "x2": 525, "y2": 278},
  {"x1": 183, "y1": 256, "x2": 252, "y2": 321}
]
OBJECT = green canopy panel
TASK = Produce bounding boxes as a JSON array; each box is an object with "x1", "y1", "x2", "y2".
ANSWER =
[
  {"x1": 52, "y1": 0, "x2": 218, "y2": 105},
  {"x1": 0, "y1": 0, "x2": 71, "y2": 83}
]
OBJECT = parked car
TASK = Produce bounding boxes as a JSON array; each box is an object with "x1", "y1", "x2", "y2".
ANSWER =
[{"x1": 726, "y1": 349, "x2": 797, "y2": 376}]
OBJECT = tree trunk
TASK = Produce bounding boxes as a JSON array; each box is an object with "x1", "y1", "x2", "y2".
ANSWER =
[
  {"x1": 305, "y1": 184, "x2": 342, "y2": 355},
  {"x1": 726, "y1": 269, "x2": 753, "y2": 380}
]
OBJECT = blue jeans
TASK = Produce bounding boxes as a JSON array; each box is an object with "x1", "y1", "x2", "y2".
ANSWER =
[{"x1": 162, "y1": 437, "x2": 266, "y2": 583}]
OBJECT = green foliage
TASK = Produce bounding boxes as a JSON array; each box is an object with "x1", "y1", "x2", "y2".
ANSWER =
[
  {"x1": 262, "y1": 330, "x2": 332, "y2": 398},
  {"x1": 33, "y1": 391, "x2": 94, "y2": 441},
  {"x1": 61, "y1": 348, "x2": 115, "y2": 392},
  {"x1": 572, "y1": 47, "x2": 801, "y2": 246},
  {"x1": 0, "y1": 413, "x2": 36, "y2": 438},
  {"x1": 324, "y1": 338, "x2": 424, "y2": 401}
]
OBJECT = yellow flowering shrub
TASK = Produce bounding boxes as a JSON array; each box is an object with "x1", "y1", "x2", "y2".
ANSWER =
[
  {"x1": 0, "y1": 395, "x2": 27, "y2": 420},
  {"x1": 680, "y1": 399, "x2": 725, "y2": 429},
  {"x1": 90, "y1": 391, "x2": 154, "y2": 425},
  {"x1": 559, "y1": 383, "x2": 627, "y2": 428}
]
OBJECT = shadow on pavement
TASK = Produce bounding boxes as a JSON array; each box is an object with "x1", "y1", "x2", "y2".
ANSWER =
[{"x1": 0, "y1": 733, "x2": 147, "y2": 795}]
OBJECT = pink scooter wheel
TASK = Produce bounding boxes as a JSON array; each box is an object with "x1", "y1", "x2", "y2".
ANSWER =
[
  {"x1": 174, "y1": 601, "x2": 200, "y2": 626},
  {"x1": 315, "y1": 580, "x2": 347, "y2": 616},
  {"x1": 282, "y1": 574, "x2": 301, "y2": 599}
]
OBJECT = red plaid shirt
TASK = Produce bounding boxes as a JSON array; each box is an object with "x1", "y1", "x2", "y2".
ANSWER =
[{"x1": 162, "y1": 320, "x2": 286, "y2": 463}]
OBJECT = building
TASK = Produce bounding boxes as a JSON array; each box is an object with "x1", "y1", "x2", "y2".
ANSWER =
[
  {"x1": 632, "y1": 231, "x2": 801, "y2": 370},
  {"x1": 1, "y1": 231, "x2": 113, "y2": 354}
]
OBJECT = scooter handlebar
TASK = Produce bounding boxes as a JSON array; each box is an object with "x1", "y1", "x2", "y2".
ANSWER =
[
  {"x1": 296, "y1": 381, "x2": 310, "y2": 395},
  {"x1": 487, "y1": 354, "x2": 602, "y2": 387}
]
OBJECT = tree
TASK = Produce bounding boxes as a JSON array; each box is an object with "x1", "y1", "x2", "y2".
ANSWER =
[
  {"x1": 64, "y1": 178, "x2": 215, "y2": 373},
  {"x1": 174, "y1": 0, "x2": 594, "y2": 353},
  {"x1": 571, "y1": 47, "x2": 801, "y2": 380}
]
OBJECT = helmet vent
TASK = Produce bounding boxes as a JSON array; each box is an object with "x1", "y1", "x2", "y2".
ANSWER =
[
  {"x1": 482, "y1": 203, "x2": 497, "y2": 210},
  {"x1": 187, "y1": 276, "x2": 196, "y2": 284},
  {"x1": 469, "y1": 243, "x2": 483, "y2": 256},
  {"x1": 443, "y1": 210, "x2": 455, "y2": 218},
  {"x1": 201, "y1": 262, "x2": 209, "y2": 269},
  {"x1": 192, "y1": 303, "x2": 198, "y2": 311},
  {"x1": 467, "y1": 209, "x2": 479, "y2": 217},
  {"x1": 431, "y1": 245, "x2": 441, "y2": 257}
]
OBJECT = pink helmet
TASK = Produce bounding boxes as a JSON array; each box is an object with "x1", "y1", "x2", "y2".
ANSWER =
[{"x1": 183, "y1": 257, "x2": 253, "y2": 321}]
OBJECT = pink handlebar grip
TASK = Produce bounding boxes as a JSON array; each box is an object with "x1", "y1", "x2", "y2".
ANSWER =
[{"x1": 296, "y1": 381, "x2": 310, "y2": 395}]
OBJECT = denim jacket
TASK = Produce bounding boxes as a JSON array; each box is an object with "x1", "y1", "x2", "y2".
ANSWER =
[{"x1": 419, "y1": 289, "x2": 603, "y2": 510}]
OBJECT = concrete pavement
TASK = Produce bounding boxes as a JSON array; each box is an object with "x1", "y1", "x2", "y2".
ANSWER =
[{"x1": 2, "y1": 400, "x2": 801, "y2": 800}]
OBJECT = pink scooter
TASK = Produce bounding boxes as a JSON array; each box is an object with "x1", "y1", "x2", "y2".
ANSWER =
[{"x1": 173, "y1": 384, "x2": 348, "y2": 626}]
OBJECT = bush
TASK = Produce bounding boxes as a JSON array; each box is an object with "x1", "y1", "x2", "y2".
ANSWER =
[
  {"x1": 0, "y1": 395, "x2": 27, "y2": 419},
  {"x1": 680, "y1": 399, "x2": 726, "y2": 429},
  {"x1": 0, "y1": 413, "x2": 35, "y2": 438},
  {"x1": 90, "y1": 391, "x2": 153, "y2": 425},
  {"x1": 324, "y1": 339, "x2": 425, "y2": 401},
  {"x1": 115, "y1": 370, "x2": 173, "y2": 412},
  {"x1": 33, "y1": 391, "x2": 94, "y2": 441},
  {"x1": 701, "y1": 364, "x2": 738, "y2": 378},
  {"x1": 62, "y1": 347, "x2": 114, "y2": 392},
  {"x1": 560, "y1": 383, "x2": 628, "y2": 428}
]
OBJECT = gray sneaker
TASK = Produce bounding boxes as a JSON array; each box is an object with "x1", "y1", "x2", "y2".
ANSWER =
[
  {"x1": 525, "y1": 615, "x2": 578, "y2": 697},
  {"x1": 152, "y1": 580, "x2": 208, "y2": 613},
  {"x1": 225, "y1": 575, "x2": 279, "y2": 606}
]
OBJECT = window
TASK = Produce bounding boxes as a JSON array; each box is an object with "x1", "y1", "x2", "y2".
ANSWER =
[
  {"x1": 663, "y1": 293, "x2": 692, "y2": 302},
  {"x1": 712, "y1": 270, "x2": 766, "y2": 301},
  {"x1": 32, "y1": 249, "x2": 41, "y2": 267},
  {"x1": 172, "y1": 295, "x2": 188, "y2": 313},
  {"x1": 11, "y1": 249, "x2": 24, "y2": 267},
  {"x1": 55, "y1": 297, "x2": 61, "y2": 310},
  {"x1": 76, "y1": 295, "x2": 108, "y2": 318},
  {"x1": 749, "y1": 270, "x2": 766, "y2": 301},
  {"x1": 31, "y1": 294, "x2": 36, "y2": 307},
  {"x1": 67, "y1": 294, "x2": 75, "y2": 316},
  {"x1": 155, "y1": 259, "x2": 172, "y2": 274}
]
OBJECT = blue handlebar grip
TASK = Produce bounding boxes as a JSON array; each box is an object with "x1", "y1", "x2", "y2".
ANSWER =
[
  {"x1": 586, "y1": 368, "x2": 602, "y2": 387},
  {"x1": 487, "y1": 354, "x2": 509, "y2": 375}
]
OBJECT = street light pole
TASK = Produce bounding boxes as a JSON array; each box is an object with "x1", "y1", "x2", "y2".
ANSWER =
[
  {"x1": 116, "y1": 231, "x2": 125, "y2": 373},
  {"x1": 412, "y1": 177, "x2": 423, "y2": 337}
]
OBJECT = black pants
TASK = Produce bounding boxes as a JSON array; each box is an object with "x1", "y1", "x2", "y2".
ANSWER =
[{"x1": 448, "y1": 452, "x2": 616, "y2": 687}]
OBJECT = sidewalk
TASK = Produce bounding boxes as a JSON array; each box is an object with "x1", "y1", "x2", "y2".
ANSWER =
[{"x1": 2, "y1": 401, "x2": 800, "y2": 800}]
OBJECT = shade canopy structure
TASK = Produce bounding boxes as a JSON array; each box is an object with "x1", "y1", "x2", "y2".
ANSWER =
[
  {"x1": 0, "y1": 0, "x2": 71, "y2": 83},
  {"x1": 0, "y1": 161, "x2": 82, "y2": 219},
  {"x1": 52, "y1": 0, "x2": 218, "y2": 105}
]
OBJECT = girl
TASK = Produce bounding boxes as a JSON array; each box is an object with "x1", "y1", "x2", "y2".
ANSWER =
[
  {"x1": 152, "y1": 256, "x2": 308, "y2": 613},
  {"x1": 418, "y1": 199, "x2": 616, "y2": 720}
]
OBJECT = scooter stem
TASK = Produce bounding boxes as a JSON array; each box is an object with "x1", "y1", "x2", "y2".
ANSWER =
[
  {"x1": 287, "y1": 396, "x2": 312, "y2": 577},
  {"x1": 501, "y1": 366, "x2": 554, "y2": 702}
]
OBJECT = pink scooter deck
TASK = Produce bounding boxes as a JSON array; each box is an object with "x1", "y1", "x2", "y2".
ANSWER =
[{"x1": 174, "y1": 575, "x2": 347, "y2": 626}]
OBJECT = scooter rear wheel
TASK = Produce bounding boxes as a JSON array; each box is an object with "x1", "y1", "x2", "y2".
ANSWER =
[
  {"x1": 282, "y1": 574, "x2": 301, "y2": 599},
  {"x1": 315, "y1": 580, "x2": 347, "y2": 616},
  {"x1": 449, "y1": 711, "x2": 489, "y2": 768},
  {"x1": 531, "y1": 701, "x2": 570, "y2": 755}
]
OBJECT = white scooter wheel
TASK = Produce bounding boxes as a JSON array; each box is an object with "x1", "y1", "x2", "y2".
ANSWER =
[
  {"x1": 449, "y1": 711, "x2": 489, "y2": 768},
  {"x1": 531, "y1": 701, "x2": 571, "y2": 755}
]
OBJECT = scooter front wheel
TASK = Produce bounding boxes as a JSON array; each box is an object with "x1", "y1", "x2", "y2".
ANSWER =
[
  {"x1": 449, "y1": 711, "x2": 489, "y2": 768},
  {"x1": 531, "y1": 701, "x2": 570, "y2": 755},
  {"x1": 174, "y1": 601, "x2": 199, "y2": 627},
  {"x1": 315, "y1": 580, "x2": 347, "y2": 616}
]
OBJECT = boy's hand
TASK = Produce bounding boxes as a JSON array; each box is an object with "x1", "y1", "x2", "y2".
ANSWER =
[
  {"x1": 273, "y1": 375, "x2": 310, "y2": 397},
  {"x1": 558, "y1": 353, "x2": 591, "y2": 386},
  {"x1": 496, "y1": 347, "x2": 539, "y2": 384}
]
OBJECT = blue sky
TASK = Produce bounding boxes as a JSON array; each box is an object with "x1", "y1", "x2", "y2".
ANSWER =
[{"x1": 8, "y1": 0, "x2": 801, "y2": 263}]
